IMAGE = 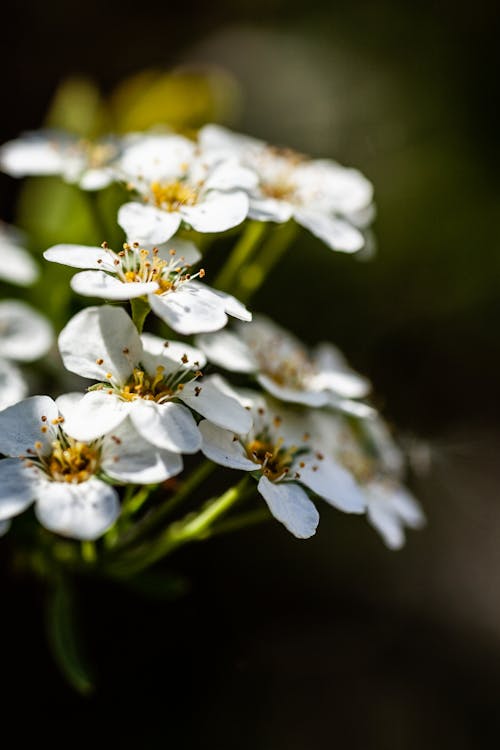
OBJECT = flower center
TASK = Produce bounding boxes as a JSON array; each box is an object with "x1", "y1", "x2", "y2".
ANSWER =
[
  {"x1": 261, "y1": 179, "x2": 296, "y2": 201},
  {"x1": 99, "y1": 242, "x2": 205, "y2": 296},
  {"x1": 150, "y1": 180, "x2": 198, "y2": 211},
  {"x1": 98, "y1": 363, "x2": 203, "y2": 404},
  {"x1": 245, "y1": 436, "x2": 297, "y2": 481},
  {"x1": 46, "y1": 439, "x2": 100, "y2": 484}
]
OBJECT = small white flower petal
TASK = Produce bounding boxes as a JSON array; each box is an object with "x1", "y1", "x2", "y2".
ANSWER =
[
  {"x1": 102, "y1": 418, "x2": 183, "y2": 484},
  {"x1": 0, "y1": 519, "x2": 11, "y2": 537},
  {"x1": 141, "y1": 332, "x2": 206, "y2": 369},
  {"x1": 248, "y1": 197, "x2": 294, "y2": 223},
  {"x1": 293, "y1": 209, "x2": 365, "y2": 253},
  {"x1": 180, "y1": 376, "x2": 253, "y2": 434},
  {"x1": 0, "y1": 359, "x2": 28, "y2": 411},
  {"x1": 181, "y1": 191, "x2": 249, "y2": 233},
  {"x1": 196, "y1": 330, "x2": 256, "y2": 373},
  {"x1": 0, "y1": 458, "x2": 37, "y2": 521},
  {"x1": 258, "y1": 476, "x2": 319, "y2": 539},
  {"x1": 59, "y1": 305, "x2": 141, "y2": 384},
  {"x1": 199, "y1": 420, "x2": 256, "y2": 471},
  {"x1": 119, "y1": 134, "x2": 196, "y2": 183},
  {"x1": 0, "y1": 300, "x2": 53, "y2": 361},
  {"x1": 0, "y1": 232, "x2": 38, "y2": 285},
  {"x1": 366, "y1": 495, "x2": 406, "y2": 550},
  {"x1": 44, "y1": 244, "x2": 111, "y2": 270},
  {"x1": 0, "y1": 135, "x2": 65, "y2": 176},
  {"x1": 257, "y1": 374, "x2": 329, "y2": 407},
  {"x1": 203, "y1": 160, "x2": 258, "y2": 192},
  {"x1": 300, "y1": 459, "x2": 366, "y2": 514},
  {"x1": 154, "y1": 237, "x2": 201, "y2": 267},
  {"x1": 0, "y1": 395, "x2": 58, "y2": 456},
  {"x1": 129, "y1": 400, "x2": 201, "y2": 454},
  {"x1": 390, "y1": 486, "x2": 426, "y2": 529},
  {"x1": 148, "y1": 285, "x2": 228, "y2": 335},
  {"x1": 71, "y1": 269, "x2": 159, "y2": 299},
  {"x1": 202, "y1": 285, "x2": 252, "y2": 322},
  {"x1": 79, "y1": 168, "x2": 113, "y2": 191},
  {"x1": 35, "y1": 477, "x2": 120, "y2": 540},
  {"x1": 118, "y1": 202, "x2": 181, "y2": 245},
  {"x1": 61, "y1": 390, "x2": 130, "y2": 442}
]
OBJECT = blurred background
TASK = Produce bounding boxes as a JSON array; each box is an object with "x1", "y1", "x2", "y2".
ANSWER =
[{"x1": 1, "y1": 0, "x2": 500, "y2": 746}]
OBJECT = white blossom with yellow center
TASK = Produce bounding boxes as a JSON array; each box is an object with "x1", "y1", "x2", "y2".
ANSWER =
[
  {"x1": 0, "y1": 395, "x2": 183, "y2": 540},
  {"x1": 197, "y1": 314, "x2": 372, "y2": 415},
  {"x1": 199, "y1": 124, "x2": 374, "y2": 253},
  {"x1": 307, "y1": 410, "x2": 425, "y2": 550},
  {"x1": 44, "y1": 237, "x2": 251, "y2": 335},
  {"x1": 199, "y1": 388, "x2": 366, "y2": 539},
  {"x1": 57, "y1": 305, "x2": 252, "y2": 452},
  {"x1": 0, "y1": 130, "x2": 125, "y2": 190},
  {"x1": 116, "y1": 134, "x2": 257, "y2": 244}
]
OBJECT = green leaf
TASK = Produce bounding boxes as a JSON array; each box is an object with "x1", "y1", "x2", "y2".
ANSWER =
[{"x1": 45, "y1": 577, "x2": 95, "y2": 695}]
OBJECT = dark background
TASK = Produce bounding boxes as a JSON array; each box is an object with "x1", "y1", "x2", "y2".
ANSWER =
[{"x1": 2, "y1": 1, "x2": 500, "y2": 746}]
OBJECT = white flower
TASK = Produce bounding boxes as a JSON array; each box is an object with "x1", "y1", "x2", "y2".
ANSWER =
[
  {"x1": 197, "y1": 314, "x2": 372, "y2": 415},
  {"x1": 116, "y1": 134, "x2": 256, "y2": 243},
  {"x1": 0, "y1": 300, "x2": 53, "y2": 411},
  {"x1": 44, "y1": 237, "x2": 251, "y2": 335},
  {"x1": 199, "y1": 124, "x2": 374, "y2": 253},
  {"x1": 199, "y1": 389, "x2": 366, "y2": 539},
  {"x1": 0, "y1": 395, "x2": 183, "y2": 540},
  {"x1": 57, "y1": 305, "x2": 253, "y2": 452},
  {"x1": 0, "y1": 130, "x2": 124, "y2": 190},
  {"x1": 309, "y1": 410, "x2": 425, "y2": 550},
  {"x1": 0, "y1": 222, "x2": 39, "y2": 285}
]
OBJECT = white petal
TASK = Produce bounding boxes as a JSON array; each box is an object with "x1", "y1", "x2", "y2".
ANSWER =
[
  {"x1": 366, "y1": 492, "x2": 406, "y2": 550},
  {"x1": 293, "y1": 209, "x2": 365, "y2": 253},
  {"x1": 148, "y1": 285, "x2": 228, "y2": 335},
  {"x1": 35, "y1": 477, "x2": 120, "y2": 540},
  {"x1": 196, "y1": 330, "x2": 256, "y2": 373},
  {"x1": 300, "y1": 459, "x2": 366, "y2": 514},
  {"x1": 102, "y1": 418, "x2": 183, "y2": 483},
  {"x1": 390, "y1": 486, "x2": 426, "y2": 529},
  {"x1": 130, "y1": 400, "x2": 201, "y2": 453},
  {"x1": 59, "y1": 305, "x2": 141, "y2": 383},
  {"x1": 44, "y1": 244, "x2": 111, "y2": 270},
  {"x1": 0, "y1": 395, "x2": 58, "y2": 457},
  {"x1": 0, "y1": 359, "x2": 28, "y2": 411},
  {"x1": 202, "y1": 284, "x2": 252, "y2": 322},
  {"x1": 118, "y1": 202, "x2": 181, "y2": 245},
  {"x1": 119, "y1": 134, "x2": 195, "y2": 182},
  {"x1": 0, "y1": 135, "x2": 65, "y2": 176},
  {"x1": 181, "y1": 191, "x2": 249, "y2": 233},
  {"x1": 204, "y1": 160, "x2": 258, "y2": 192},
  {"x1": 55, "y1": 392, "x2": 85, "y2": 415},
  {"x1": 180, "y1": 376, "x2": 253, "y2": 433},
  {"x1": 258, "y1": 476, "x2": 319, "y2": 539},
  {"x1": 313, "y1": 342, "x2": 371, "y2": 398},
  {"x1": 79, "y1": 168, "x2": 113, "y2": 191},
  {"x1": 329, "y1": 396, "x2": 377, "y2": 419},
  {"x1": 0, "y1": 235, "x2": 38, "y2": 285},
  {"x1": 71, "y1": 269, "x2": 159, "y2": 300},
  {"x1": 61, "y1": 391, "x2": 130, "y2": 442},
  {"x1": 199, "y1": 420, "x2": 256, "y2": 470},
  {"x1": 248, "y1": 197, "x2": 294, "y2": 223},
  {"x1": 0, "y1": 458, "x2": 37, "y2": 521},
  {"x1": 0, "y1": 519, "x2": 11, "y2": 537},
  {"x1": 257, "y1": 374, "x2": 329, "y2": 407},
  {"x1": 0, "y1": 300, "x2": 53, "y2": 361},
  {"x1": 141, "y1": 332, "x2": 206, "y2": 369}
]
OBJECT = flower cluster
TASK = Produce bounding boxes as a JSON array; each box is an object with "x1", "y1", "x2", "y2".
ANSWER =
[{"x1": 0, "y1": 122, "x2": 424, "y2": 561}]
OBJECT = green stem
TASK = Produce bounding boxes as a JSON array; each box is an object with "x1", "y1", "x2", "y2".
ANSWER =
[
  {"x1": 80, "y1": 541, "x2": 97, "y2": 565},
  {"x1": 130, "y1": 296, "x2": 150, "y2": 333},
  {"x1": 209, "y1": 508, "x2": 271, "y2": 537},
  {"x1": 214, "y1": 220, "x2": 268, "y2": 292},
  {"x1": 107, "y1": 476, "x2": 249, "y2": 577},
  {"x1": 233, "y1": 219, "x2": 299, "y2": 303},
  {"x1": 111, "y1": 460, "x2": 216, "y2": 551}
]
